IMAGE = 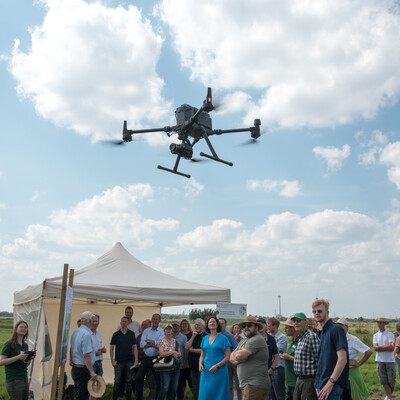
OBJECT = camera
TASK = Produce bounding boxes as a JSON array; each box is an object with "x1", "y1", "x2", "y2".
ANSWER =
[{"x1": 24, "y1": 350, "x2": 36, "y2": 361}]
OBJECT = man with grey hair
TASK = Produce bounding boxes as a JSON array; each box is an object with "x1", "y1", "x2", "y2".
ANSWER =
[
  {"x1": 291, "y1": 312, "x2": 319, "y2": 400},
  {"x1": 70, "y1": 311, "x2": 97, "y2": 400},
  {"x1": 185, "y1": 319, "x2": 206, "y2": 400}
]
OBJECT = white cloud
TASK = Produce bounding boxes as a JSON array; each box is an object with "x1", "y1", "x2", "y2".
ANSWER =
[
  {"x1": 357, "y1": 132, "x2": 400, "y2": 191},
  {"x1": 357, "y1": 130, "x2": 389, "y2": 165},
  {"x1": 30, "y1": 191, "x2": 40, "y2": 202},
  {"x1": 380, "y1": 142, "x2": 400, "y2": 190},
  {"x1": 157, "y1": 0, "x2": 400, "y2": 128},
  {"x1": 312, "y1": 144, "x2": 350, "y2": 172},
  {"x1": 169, "y1": 209, "x2": 400, "y2": 316},
  {"x1": 9, "y1": 0, "x2": 172, "y2": 141},
  {"x1": 182, "y1": 178, "x2": 204, "y2": 198},
  {"x1": 247, "y1": 179, "x2": 302, "y2": 197},
  {"x1": 1, "y1": 184, "x2": 178, "y2": 262}
]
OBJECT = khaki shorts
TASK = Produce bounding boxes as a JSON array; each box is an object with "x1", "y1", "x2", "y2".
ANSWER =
[{"x1": 377, "y1": 362, "x2": 396, "y2": 388}]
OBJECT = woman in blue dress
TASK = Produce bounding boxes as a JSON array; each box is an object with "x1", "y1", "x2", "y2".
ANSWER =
[{"x1": 198, "y1": 317, "x2": 231, "y2": 400}]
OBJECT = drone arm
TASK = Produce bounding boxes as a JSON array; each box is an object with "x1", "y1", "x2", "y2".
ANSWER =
[
  {"x1": 123, "y1": 121, "x2": 177, "y2": 141},
  {"x1": 210, "y1": 119, "x2": 261, "y2": 139}
]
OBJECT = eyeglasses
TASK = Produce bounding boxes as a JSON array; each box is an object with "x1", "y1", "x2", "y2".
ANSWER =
[
  {"x1": 312, "y1": 309, "x2": 323, "y2": 314},
  {"x1": 242, "y1": 323, "x2": 254, "y2": 328}
]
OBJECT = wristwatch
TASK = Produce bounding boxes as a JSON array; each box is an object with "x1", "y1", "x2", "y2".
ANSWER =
[{"x1": 329, "y1": 377, "x2": 336, "y2": 384}]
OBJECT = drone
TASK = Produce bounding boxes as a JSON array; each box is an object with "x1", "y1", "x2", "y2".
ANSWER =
[{"x1": 121, "y1": 88, "x2": 261, "y2": 178}]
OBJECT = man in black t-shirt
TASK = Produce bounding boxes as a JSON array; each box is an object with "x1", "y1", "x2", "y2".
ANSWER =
[
  {"x1": 184, "y1": 319, "x2": 206, "y2": 400},
  {"x1": 110, "y1": 316, "x2": 139, "y2": 400}
]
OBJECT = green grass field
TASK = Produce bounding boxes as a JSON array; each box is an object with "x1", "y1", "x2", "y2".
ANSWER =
[{"x1": 0, "y1": 318, "x2": 399, "y2": 399}]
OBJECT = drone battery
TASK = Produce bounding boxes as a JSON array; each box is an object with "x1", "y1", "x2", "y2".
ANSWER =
[{"x1": 175, "y1": 104, "x2": 212, "y2": 130}]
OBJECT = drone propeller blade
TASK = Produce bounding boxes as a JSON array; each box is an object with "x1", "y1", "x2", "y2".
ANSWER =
[
  {"x1": 190, "y1": 157, "x2": 209, "y2": 163},
  {"x1": 99, "y1": 139, "x2": 125, "y2": 147},
  {"x1": 237, "y1": 138, "x2": 261, "y2": 147}
]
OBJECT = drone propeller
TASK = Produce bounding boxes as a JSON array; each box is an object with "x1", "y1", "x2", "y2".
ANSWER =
[
  {"x1": 237, "y1": 137, "x2": 261, "y2": 146},
  {"x1": 190, "y1": 157, "x2": 209, "y2": 163}
]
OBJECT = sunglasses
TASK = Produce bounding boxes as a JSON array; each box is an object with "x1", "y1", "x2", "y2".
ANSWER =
[
  {"x1": 242, "y1": 323, "x2": 254, "y2": 328},
  {"x1": 312, "y1": 309, "x2": 323, "y2": 314}
]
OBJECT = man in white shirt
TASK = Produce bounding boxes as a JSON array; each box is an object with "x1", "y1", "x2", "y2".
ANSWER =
[
  {"x1": 373, "y1": 318, "x2": 396, "y2": 400},
  {"x1": 117, "y1": 306, "x2": 141, "y2": 337}
]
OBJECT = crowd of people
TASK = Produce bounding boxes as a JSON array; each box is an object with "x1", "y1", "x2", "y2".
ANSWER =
[{"x1": 1, "y1": 300, "x2": 399, "y2": 400}]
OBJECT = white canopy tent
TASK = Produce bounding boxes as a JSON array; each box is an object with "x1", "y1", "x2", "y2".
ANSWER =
[{"x1": 13, "y1": 242, "x2": 230, "y2": 399}]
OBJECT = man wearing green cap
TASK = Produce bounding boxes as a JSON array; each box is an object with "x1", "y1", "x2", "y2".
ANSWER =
[{"x1": 291, "y1": 313, "x2": 319, "y2": 400}]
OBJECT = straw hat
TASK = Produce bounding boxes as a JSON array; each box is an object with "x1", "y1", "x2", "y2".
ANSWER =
[
  {"x1": 376, "y1": 317, "x2": 389, "y2": 325},
  {"x1": 87, "y1": 376, "x2": 106, "y2": 398},
  {"x1": 239, "y1": 315, "x2": 263, "y2": 330},
  {"x1": 281, "y1": 317, "x2": 295, "y2": 327},
  {"x1": 336, "y1": 318, "x2": 348, "y2": 326}
]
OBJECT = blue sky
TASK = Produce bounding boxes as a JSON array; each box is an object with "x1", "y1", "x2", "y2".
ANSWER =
[{"x1": 1, "y1": 0, "x2": 400, "y2": 318}]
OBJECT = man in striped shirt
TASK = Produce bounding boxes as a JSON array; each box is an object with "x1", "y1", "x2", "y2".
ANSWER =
[{"x1": 292, "y1": 313, "x2": 320, "y2": 400}]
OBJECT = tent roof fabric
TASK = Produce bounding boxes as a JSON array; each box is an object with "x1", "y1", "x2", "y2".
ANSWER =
[{"x1": 14, "y1": 242, "x2": 230, "y2": 306}]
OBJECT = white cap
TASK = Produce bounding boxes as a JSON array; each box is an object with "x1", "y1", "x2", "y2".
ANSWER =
[{"x1": 81, "y1": 311, "x2": 95, "y2": 322}]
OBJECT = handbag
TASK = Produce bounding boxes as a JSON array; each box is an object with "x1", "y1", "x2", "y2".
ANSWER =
[
  {"x1": 152, "y1": 355, "x2": 174, "y2": 370},
  {"x1": 152, "y1": 341, "x2": 180, "y2": 371}
]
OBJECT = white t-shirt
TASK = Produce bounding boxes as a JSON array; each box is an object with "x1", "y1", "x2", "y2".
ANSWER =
[
  {"x1": 346, "y1": 332, "x2": 370, "y2": 361},
  {"x1": 373, "y1": 329, "x2": 395, "y2": 362}
]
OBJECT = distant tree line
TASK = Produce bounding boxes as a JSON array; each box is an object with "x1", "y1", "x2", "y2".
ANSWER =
[
  {"x1": 0, "y1": 311, "x2": 13, "y2": 317},
  {"x1": 189, "y1": 308, "x2": 216, "y2": 320},
  {"x1": 161, "y1": 313, "x2": 189, "y2": 320}
]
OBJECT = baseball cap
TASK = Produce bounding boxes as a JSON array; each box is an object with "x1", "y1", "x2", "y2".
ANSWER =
[{"x1": 292, "y1": 312, "x2": 307, "y2": 320}]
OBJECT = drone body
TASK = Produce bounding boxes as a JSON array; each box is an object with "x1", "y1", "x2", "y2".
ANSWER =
[{"x1": 122, "y1": 88, "x2": 261, "y2": 178}]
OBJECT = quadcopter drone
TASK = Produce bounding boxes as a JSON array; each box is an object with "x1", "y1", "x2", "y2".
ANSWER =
[{"x1": 121, "y1": 88, "x2": 261, "y2": 178}]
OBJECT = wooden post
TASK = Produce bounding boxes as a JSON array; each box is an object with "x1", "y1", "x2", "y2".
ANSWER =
[
  {"x1": 56, "y1": 269, "x2": 74, "y2": 400},
  {"x1": 50, "y1": 264, "x2": 70, "y2": 400}
]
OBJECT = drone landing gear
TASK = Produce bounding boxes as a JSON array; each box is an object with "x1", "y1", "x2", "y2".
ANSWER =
[
  {"x1": 200, "y1": 128, "x2": 233, "y2": 167},
  {"x1": 157, "y1": 156, "x2": 191, "y2": 179}
]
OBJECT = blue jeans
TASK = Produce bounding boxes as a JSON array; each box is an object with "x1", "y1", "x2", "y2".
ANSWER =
[
  {"x1": 317, "y1": 384, "x2": 343, "y2": 400},
  {"x1": 157, "y1": 368, "x2": 180, "y2": 400},
  {"x1": 93, "y1": 360, "x2": 103, "y2": 376},
  {"x1": 268, "y1": 367, "x2": 286, "y2": 400}
]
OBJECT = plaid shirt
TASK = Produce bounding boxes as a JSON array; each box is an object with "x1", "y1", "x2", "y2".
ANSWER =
[{"x1": 294, "y1": 328, "x2": 320, "y2": 376}]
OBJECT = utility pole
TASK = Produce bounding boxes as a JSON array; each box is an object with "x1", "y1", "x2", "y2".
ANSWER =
[{"x1": 278, "y1": 294, "x2": 282, "y2": 317}]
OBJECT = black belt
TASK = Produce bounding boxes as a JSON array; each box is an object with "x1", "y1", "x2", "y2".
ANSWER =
[
  {"x1": 94, "y1": 360, "x2": 102, "y2": 363},
  {"x1": 297, "y1": 374, "x2": 315, "y2": 379}
]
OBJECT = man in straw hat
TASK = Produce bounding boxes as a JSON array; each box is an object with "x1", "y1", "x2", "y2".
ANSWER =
[
  {"x1": 373, "y1": 317, "x2": 396, "y2": 400},
  {"x1": 279, "y1": 317, "x2": 299, "y2": 400},
  {"x1": 336, "y1": 318, "x2": 372, "y2": 400},
  {"x1": 230, "y1": 316, "x2": 270, "y2": 400}
]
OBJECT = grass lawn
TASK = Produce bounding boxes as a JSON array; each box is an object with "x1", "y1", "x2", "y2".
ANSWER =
[{"x1": 0, "y1": 318, "x2": 399, "y2": 399}]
